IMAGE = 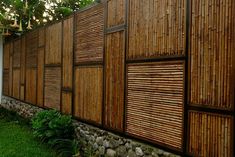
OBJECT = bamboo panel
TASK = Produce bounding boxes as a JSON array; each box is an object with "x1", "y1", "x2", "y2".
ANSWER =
[
  {"x1": 189, "y1": 0, "x2": 235, "y2": 110},
  {"x1": 9, "y1": 43, "x2": 13, "y2": 96},
  {"x1": 74, "y1": 4, "x2": 104, "y2": 63},
  {"x1": 12, "y1": 69, "x2": 20, "y2": 99},
  {"x1": 126, "y1": 61, "x2": 184, "y2": 149},
  {"x1": 3, "y1": 43, "x2": 10, "y2": 69},
  {"x1": 107, "y1": 0, "x2": 125, "y2": 27},
  {"x1": 37, "y1": 47, "x2": 44, "y2": 107},
  {"x1": 44, "y1": 67, "x2": 61, "y2": 110},
  {"x1": 26, "y1": 30, "x2": 38, "y2": 68},
  {"x1": 45, "y1": 22, "x2": 62, "y2": 64},
  {"x1": 38, "y1": 28, "x2": 45, "y2": 47},
  {"x1": 25, "y1": 68, "x2": 37, "y2": 104},
  {"x1": 74, "y1": 66, "x2": 103, "y2": 124},
  {"x1": 3, "y1": 70, "x2": 9, "y2": 95},
  {"x1": 128, "y1": 0, "x2": 185, "y2": 59},
  {"x1": 13, "y1": 39, "x2": 21, "y2": 68},
  {"x1": 62, "y1": 92, "x2": 72, "y2": 115},
  {"x1": 188, "y1": 111, "x2": 233, "y2": 157},
  {"x1": 104, "y1": 31, "x2": 125, "y2": 131},
  {"x1": 20, "y1": 36, "x2": 26, "y2": 85},
  {"x1": 62, "y1": 17, "x2": 73, "y2": 88},
  {"x1": 20, "y1": 85, "x2": 24, "y2": 100}
]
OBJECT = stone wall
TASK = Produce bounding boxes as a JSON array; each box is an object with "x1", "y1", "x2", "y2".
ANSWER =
[{"x1": 1, "y1": 96, "x2": 181, "y2": 157}]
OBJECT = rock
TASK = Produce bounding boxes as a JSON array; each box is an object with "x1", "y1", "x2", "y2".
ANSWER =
[
  {"x1": 92, "y1": 143, "x2": 99, "y2": 151},
  {"x1": 157, "y1": 149, "x2": 164, "y2": 155},
  {"x1": 106, "y1": 149, "x2": 116, "y2": 157},
  {"x1": 151, "y1": 151, "x2": 159, "y2": 157},
  {"x1": 109, "y1": 138, "x2": 119, "y2": 148},
  {"x1": 135, "y1": 147, "x2": 144, "y2": 156},
  {"x1": 163, "y1": 152, "x2": 171, "y2": 157},
  {"x1": 98, "y1": 146, "x2": 105, "y2": 155},
  {"x1": 96, "y1": 137, "x2": 104, "y2": 146},
  {"x1": 116, "y1": 145, "x2": 127, "y2": 157},
  {"x1": 125, "y1": 142, "x2": 132, "y2": 150},
  {"x1": 103, "y1": 140, "x2": 111, "y2": 148},
  {"x1": 127, "y1": 150, "x2": 137, "y2": 157}
]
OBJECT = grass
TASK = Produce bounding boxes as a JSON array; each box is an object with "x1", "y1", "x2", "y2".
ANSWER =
[{"x1": 0, "y1": 108, "x2": 57, "y2": 157}]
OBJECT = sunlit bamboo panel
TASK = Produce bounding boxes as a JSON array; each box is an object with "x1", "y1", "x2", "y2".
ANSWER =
[
  {"x1": 189, "y1": 0, "x2": 235, "y2": 110},
  {"x1": 188, "y1": 111, "x2": 233, "y2": 157},
  {"x1": 44, "y1": 67, "x2": 61, "y2": 110},
  {"x1": 107, "y1": 0, "x2": 125, "y2": 28},
  {"x1": 26, "y1": 30, "x2": 38, "y2": 68},
  {"x1": 74, "y1": 66, "x2": 103, "y2": 124},
  {"x1": 127, "y1": 61, "x2": 184, "y2": 149},
  {"x1": 75, "y1": 4, "x2": 104, "y2": 63},
  {"x1": 45, "y1": 22, "x2": 62, "y2": 65},
  {"x1": 104, "y1": 31, "x2": 125, "y2": 131},
  {"x1": 13, "y1": 39, "x2": 21, "y2": 68},
  {"x1": 128, "y1": 0, "x2": 186, "y2": 59}
]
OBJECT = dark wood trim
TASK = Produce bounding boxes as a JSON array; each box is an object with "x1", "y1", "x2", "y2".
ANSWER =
[
  {"x1": 188, "y1": 106, "x2": 234, "y2": 116},
  {"x1": 105, "y1": 24, "x2": 126, "y2": 34},
  {"x1": 44, "y1": 63, "x2": 62, "y2": 67},
  {"x1": 74, "y1": 61, "x2": 103, "y2": 67},
  {"x1": 126, "y1": 55, "x2": 186, "y2": 63},
  {"x1": 61, "y1": 87, "x2": 73, "y2": 93}
]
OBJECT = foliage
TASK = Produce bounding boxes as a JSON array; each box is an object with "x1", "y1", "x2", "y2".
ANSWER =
[
  {"x1": 0, "y1": 107, "x2": 57, "y2": 157},
  {"x1": 0, "y1": 0, "x2": 96, "y2": 36},
  {"x1": 31, "y1": 109, "x2": 76, "y2": 157}
]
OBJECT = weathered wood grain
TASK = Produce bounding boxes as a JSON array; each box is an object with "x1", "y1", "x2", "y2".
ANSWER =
[
  {"x1": 74, "y1": 66, "x2": 103, "y2": 124},
  {"x1": 37, "y1": 47, "x2": 44, "y2": 107},
  {"x1": 62, "y1": 92, "x2": 72, "y2": 115},
  {"x1": 25, "y1": 68, "x2": 37, "y2": 104},
  {"x1": 104, "y1": 31, "x2": 125, "y2": 131},
  {"x1": 12, "y1": 69, "x2": 20, "y2": 99},
  {"x1": 107, "y1": 0, "x2": 125, "y2": 27}
]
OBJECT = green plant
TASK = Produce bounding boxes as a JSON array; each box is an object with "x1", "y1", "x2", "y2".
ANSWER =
[{"x1": 31, "y1": 109, "x2": 75, "y2": 157}]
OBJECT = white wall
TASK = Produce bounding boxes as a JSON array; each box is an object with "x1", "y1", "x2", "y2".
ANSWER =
[{"x1": 0, "y1": 35, "x2": 3, "y2": 103}]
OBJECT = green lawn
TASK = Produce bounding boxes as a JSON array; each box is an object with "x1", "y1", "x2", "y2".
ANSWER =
[{"x1": 0, "y1": 108, "x2": 57, "y2": 157}]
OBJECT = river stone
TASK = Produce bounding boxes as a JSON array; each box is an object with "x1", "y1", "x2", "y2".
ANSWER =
[
  {"x1": 96, "y1": 137, "x2": 104, "y2": 146},
  {"x1": 106, "y1": 149, "x2": 116, "y2": 157},
  {"x1": 135, "y1": 147, "x2": 144, "y2": 156}
]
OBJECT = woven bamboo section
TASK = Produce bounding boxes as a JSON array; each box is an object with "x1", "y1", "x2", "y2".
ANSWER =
[
  {"x1": 188, "y1": 111, "x2": 233, "y2": 157},
  {"x1": 44, "y1": 67, "x2": 61, "y2": 110},
  {"x1": 3, "y1": 43, "x2": 10, "y2": 69},
  {"x1": 74, "y1": 4, "x2": 104, "y2": 63},
  {"x1": 127, "y1": 61, "x2": 184, "y2": 149},
  {"x1": 3, "y1": 70, "x2": 9, "y2": 95},
  {"x1": 20, "y1": 36, "x2": 26, "y2": 85},
  {"x1": 37, "y1": 47, "x2": 44, "y2": 107},
  {"x1": 128, "y1": 0, "x2": 185, "y2": 60},
  {"x1": 189, "y1": 0, "x2": 234, "y2": 110},
  {"x1": 62, "y1": 92, "x2": 72, "y2": 115},
  {"x1": 74, "y1": 66, "x2": 103, "y2": 124}
]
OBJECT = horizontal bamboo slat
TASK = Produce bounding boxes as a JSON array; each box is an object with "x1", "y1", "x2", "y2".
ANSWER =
[
  {"x1": 127, "y1": 61, "x2": 184, "y2": 149},
  {"x1": 75, "y1": 4, "x2": 104, "y2": 63},
  {"x1": 44, "y1": 67, "x2": 61, "y2": 110},
  {"x1": 189, "y1": 0, "x2": 234, "y2": 110},
  {"x1": 74, "y1": 66, "x2": 103, "y2": 124},
  {"x1": 128, "y1": 0, "x2": 185, "y2": 60},
  {"x1": 188, "y1": 111, "x2": 233, "y2": 157}
]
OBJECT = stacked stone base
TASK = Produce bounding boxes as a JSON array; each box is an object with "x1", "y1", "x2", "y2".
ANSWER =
[{"x1": 1, "y1": 96, "x2": 180, "y2": 157}]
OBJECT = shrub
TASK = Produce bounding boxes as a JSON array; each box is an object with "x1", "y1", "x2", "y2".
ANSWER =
[{"x1": 31, "y1": 110, "x2": 76, "y2": 157}]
